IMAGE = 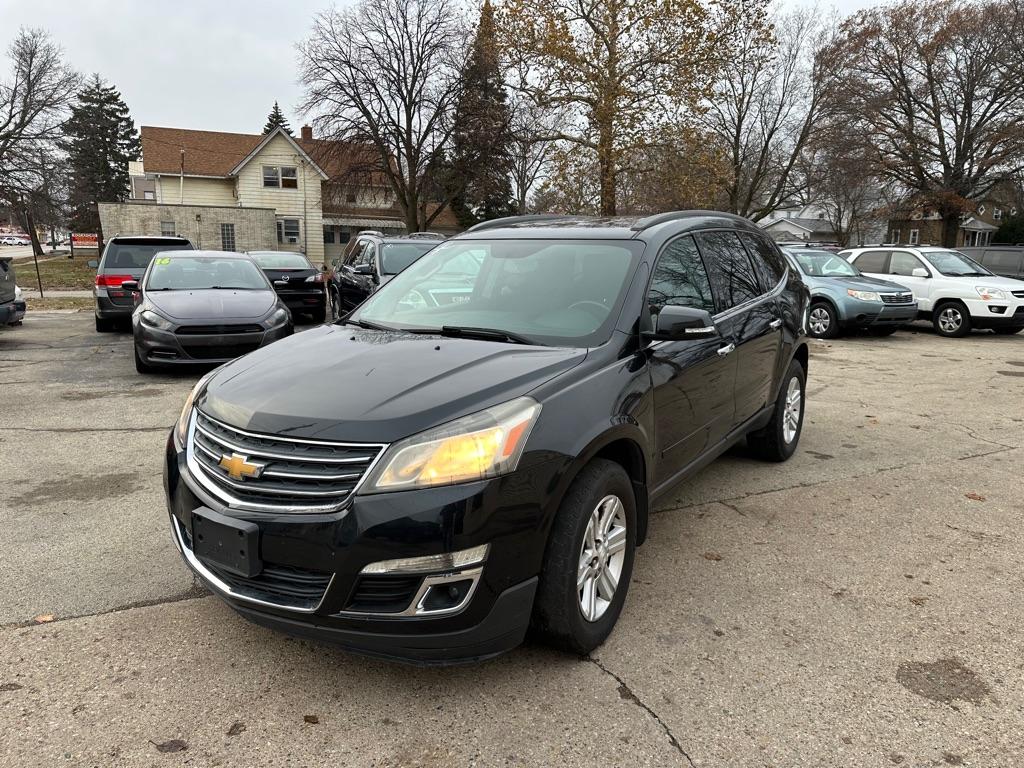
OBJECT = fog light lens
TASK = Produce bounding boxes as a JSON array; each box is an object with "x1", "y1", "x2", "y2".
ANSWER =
[
  {"x1": 360, "y1": 544, "x2": 489, "y2": 575},
  {"x1": 420, "y1": 579, "x2": 475, "y2": 611},
  {"x1": 989, "y1": 305, "x2": 1006, "y2": 314}
]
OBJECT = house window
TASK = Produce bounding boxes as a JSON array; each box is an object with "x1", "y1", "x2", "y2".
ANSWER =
[
  {"x1": 143, "y1": 190, "x2": 155, "y2": 201},
  {"x1": 1011, "y1": 207, "x2": 1018, "y2": 216},
  {"x1": 160, "y1": 221, "x2": 175, "y2": 237},
  {"x1": 908, "y1": 229, "x2": 919, "y2": 245},
  {"x1": 220, "y1": 223, "x2": 236, "y2": 251},
  {"x1": 977, "y1": 204, "x2": 986, "y2": 215},
  {"x1": 263, "y1": 165, "x2": 297, "y2": 189},
  {"x1": 993, "y1": 208, "x2": 1002, "y2": 220},
  {"x1": 890, "y1": 229, "x2": 901, "y2": 243},
  {"x1": 323, "y1": 226, "x2": 335, "y2": 244},
  {"x1": 338, "y1": 231, "x2": 351, "y2": 244},
  {"x1": 277, "y1": 218, "x2": 301, "y2": 244},
  {"x1": 345, "y1": 191, "x2": 357, "y2": 203}
]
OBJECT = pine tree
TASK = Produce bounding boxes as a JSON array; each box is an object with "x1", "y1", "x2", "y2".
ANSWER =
[
  {"x1": 63, "y1": 75, "x2": 141, "y2": 236},
  {"x1": 263, "y1": 101, "x2": 292, "y2": 135},
  {"x1": 448, "y1": 0, "x2": 516, "y2": 227}
]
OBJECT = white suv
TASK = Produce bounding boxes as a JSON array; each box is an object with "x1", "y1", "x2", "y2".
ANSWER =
[{"x1": 840, "y1": 246, "x2": 1024, "y2": 337}]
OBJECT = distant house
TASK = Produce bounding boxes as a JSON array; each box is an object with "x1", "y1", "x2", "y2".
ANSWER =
[
  {"x1": 885, "y1": 187, "x2": 1020, "y2": 247},
  {"x1": 762, "y1": 213, "x2": 839, "y2": 243},
  {"x1": 100, "y1": 124, "x2": 457, "y2": 266}
]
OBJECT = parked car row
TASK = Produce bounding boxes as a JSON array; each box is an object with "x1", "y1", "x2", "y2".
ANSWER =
[{"x1": 0, "y1": 235, "x2": 31, "y2": 246}]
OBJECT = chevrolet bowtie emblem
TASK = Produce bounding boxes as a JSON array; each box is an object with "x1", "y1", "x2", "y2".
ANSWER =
[{"x1": 218, "y1": 452, "x2": 265, "y2": 480}]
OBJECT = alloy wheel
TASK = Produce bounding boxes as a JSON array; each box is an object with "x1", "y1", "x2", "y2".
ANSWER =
[
  {"x1": 938, "y1": 307, "x2": 962, "y2": 333},
  {"x1": 808, "y1": 307, "x2": 831, "y2": 336},
  {"x1": 782, "y1": 375, "x2": 802, "y2": 444},
  {"x1": 578, "y1": 494, "x2": 628, "y2": 622}
]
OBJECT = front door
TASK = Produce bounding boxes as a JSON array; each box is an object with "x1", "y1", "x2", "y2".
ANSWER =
[
  {"x1": 646, "y1": 235, "x2": 737, "y2": 486},
  {"x1": 885, "y1": 249, "x2": 934, "y2": 310}
]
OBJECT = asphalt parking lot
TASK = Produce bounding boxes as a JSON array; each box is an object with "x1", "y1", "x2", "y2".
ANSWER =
[{"x1": 2, "y1": 312, "x2": 1023, "y2": 767}]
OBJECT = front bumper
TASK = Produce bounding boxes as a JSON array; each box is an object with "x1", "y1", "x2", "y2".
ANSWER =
[
  {"x1": 840, "y1": 299, "x2": 918, "y2": 327},
  {"x1": 163, "y1": 431, "x2": 552, "y2": 663},
  {"x1": 967, "y1": 300, "x2": 1024, "y2": 330},
  {"x1": 135, "y1": 321, "x2": 292, "y2": 367},
  {"x1": 274, "y1": 288, "x2": 326, "y2": 315}
]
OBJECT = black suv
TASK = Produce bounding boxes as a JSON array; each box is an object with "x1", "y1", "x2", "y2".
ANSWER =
[
  {"x1": 94, "y1": 235, "x2": 194, "y2": 331},
  {"x1": 329, "y1": 232, "x2": 442, "y2": 314},
  {"x1": 163, "y1": 212, "x2": 809, "y2": 664}
]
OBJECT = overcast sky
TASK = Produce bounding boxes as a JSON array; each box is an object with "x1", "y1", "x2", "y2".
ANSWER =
[{"x1": 1, "y1": 0, "x2": 878, "y2": 136}]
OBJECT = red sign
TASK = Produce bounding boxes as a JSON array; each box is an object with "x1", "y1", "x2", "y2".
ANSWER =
[{"x1": 72, "y1": 233, "x2": 98, "y2": 247}]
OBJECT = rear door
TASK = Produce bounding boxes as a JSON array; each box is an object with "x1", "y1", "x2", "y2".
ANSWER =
[
  {"x1": 696, "y1": 230, "x2": 782, "y2": 426},
  {"x1": 647, "y1": 235, "x2": 737, "y2": 485},
  {"x1": 980, "y1": 249, "x2": 1024, "y2": 280},
  {"x1": 848, "y1": 249, "x2": 891, "y2": 279}
]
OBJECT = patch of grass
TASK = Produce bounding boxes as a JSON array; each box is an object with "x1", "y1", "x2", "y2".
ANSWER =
[
  {"x1": 13, "y1": 256, "x2": 96, "y2": 291},
  {"x1": 25, "y1": 296, "x2": 94, "y2": 311}
]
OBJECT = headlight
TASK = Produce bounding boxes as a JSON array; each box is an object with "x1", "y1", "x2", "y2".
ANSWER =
[
  {"x1": 266, "y1": 307, "x2": 290, "y2": 326},
  {"x1": 174, "y1": 370, "x2": 218, "y2": 446},
  {"x1": 847, "y1": 289, "x2": 881, "y2": 302},
  {"x1": 976, "y1": 287, "x2": 1007, "y2": 301},
  {"x1": 361, "y1": 397, "x2": 542, "y2": 493},
  {"x1": 140, "y1": 309, "x2": 173, "y2": 330}
]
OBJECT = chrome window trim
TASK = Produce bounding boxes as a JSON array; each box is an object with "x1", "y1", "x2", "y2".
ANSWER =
[
  {"x1": 170, "y1": 515, "x2": 332, "y2": 614},
  {"x1": 184, "y1": 409, "x2": 391, "y2": 514}
]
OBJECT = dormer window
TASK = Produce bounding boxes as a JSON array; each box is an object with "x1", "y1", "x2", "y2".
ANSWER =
[{"x1": 993, "y1": 207, "x2": 1002, "y2": 220}]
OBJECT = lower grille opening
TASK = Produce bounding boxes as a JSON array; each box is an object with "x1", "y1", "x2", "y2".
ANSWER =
[
  {"x1": 345, "y1": 574, "x2": 422, "y2": 614},
  {"x1": 182, "y1": 342, "x2": 261, "y2": 360},
  {"x1": 205, "y1": 561, "x2": 332, "y2": 609}
]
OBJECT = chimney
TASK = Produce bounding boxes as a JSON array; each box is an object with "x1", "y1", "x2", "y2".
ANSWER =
[{"x1": 301, "y1": 125, "x2": 313, "y2": 141}]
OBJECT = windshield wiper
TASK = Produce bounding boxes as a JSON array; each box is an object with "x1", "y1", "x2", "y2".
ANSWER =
[
  {"x1": 207, "y1": 285, "x2": 254, "y2": 290},
  {"x1": 438, "y1": 326, "x2": 537, "y2": 345},
  {"x1": 343, "y1": 318, "x2": 395, "y2": 331}
]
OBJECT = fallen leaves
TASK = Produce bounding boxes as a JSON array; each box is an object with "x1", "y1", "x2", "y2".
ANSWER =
[
  {"x1": 909, "y1": 596, "x2": 928, "y2": 606},
  {"x1": 303, "y1": 715, "x2": 319, "y2": 725},
  {"x1": 33, "y1": 614, "x2": 54, "y2": 624},
  {"x1": 151, "y1": 739, "x2": 187, "y2": 753},
  {"x1": 0, "y1": 682, "x2": 23, "y2": 692},
  {"x1": 702, "y1": 552, "x2": 723, "y2": 562},
  {"x1": 226, "y1": 721, "x2": 246, "y2": 737},
  {"x1": 964, "y1": 492, "x2": 986, "y2": 502}
]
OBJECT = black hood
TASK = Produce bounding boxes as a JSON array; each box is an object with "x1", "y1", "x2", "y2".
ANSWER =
[
  {"x1": 200, "y1": 324, "x2": 588, "y2": 443},
  {"x1": 148, "y1": 289, "x2": 277, "y2": 322}
]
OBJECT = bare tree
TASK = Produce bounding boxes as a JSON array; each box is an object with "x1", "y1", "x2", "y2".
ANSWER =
[
  {"x1": 704, "y1": 6, "x2": 839, "y2": 221},
  {"x1": 506, "y1": 92, "x2": 557, "y2": 213},
  {"x1": 297, "y1": 0, "x2": 467, "y2": 232},
  {"x1": 0, "y1": 28, "x2": 77, "y2": 256},
  {"x1": 826, "y1": 0, "x2": 1024, "y2": 247}
]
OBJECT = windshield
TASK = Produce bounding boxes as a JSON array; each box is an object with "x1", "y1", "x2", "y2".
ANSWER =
[
  {"x1": 353, "y1": 239, "x2": 643, "y2": 347},
  {"x1": 248, "y1": 252, "x2": 312, "y2": 269},
  {"x1": 792, "y1": 251, "x2": 859, "y2": 277},
  {"x1": 146, "y1": 256, "x2": 270, "y2": 291},
  {"x1": 380, "y1": 242, "x2": 436, "y2": 274},
  {"x1": 921, "y1": 250, "x2": 992, "y2": 277},
  {"x1": 103, "y1": 242, "x2": 191, "y2": 270}
]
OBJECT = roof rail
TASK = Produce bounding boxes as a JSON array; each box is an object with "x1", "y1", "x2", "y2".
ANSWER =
[
  {"x1": 464, "y1": 214, "x2": 574, "y2": 233},
  {"x1": 407, "y1": 232, "x2": 446, "y2": 240}
]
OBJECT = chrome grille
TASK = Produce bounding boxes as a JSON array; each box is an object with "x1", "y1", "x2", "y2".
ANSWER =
[
  {"x1": 187, "y1": 410, "x2": 385, "y2": 512},
  {"x1": 880, "y1": 292, "x2": 914, "y2": 305},
  {"x1": 1012, "y1": 290, "x2": 1024, "y2": 299}
]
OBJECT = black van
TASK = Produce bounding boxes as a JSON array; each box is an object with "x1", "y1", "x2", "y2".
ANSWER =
[
  {"x1": 94, "y1": 235, "x2": 194, "y2": 331},
  {"x1": 164, "y1": 212, "x2": 810, "y2": 663},
  {"x1": 959, "y1": 246, "x2": 1024, "y2": 281}
]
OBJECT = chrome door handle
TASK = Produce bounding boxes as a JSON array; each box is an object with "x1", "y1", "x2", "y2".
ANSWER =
[
  {"x1": 769, "y1": 319, "x2": 783, "y2": 330},
  {"x1": 717, "y1": 343, "x2": 736, "y2": 357}
]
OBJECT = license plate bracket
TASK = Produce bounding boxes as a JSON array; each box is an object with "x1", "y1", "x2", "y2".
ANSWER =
[{"x1": 191, "y1": 507, "x2": 262, "y2": 578}]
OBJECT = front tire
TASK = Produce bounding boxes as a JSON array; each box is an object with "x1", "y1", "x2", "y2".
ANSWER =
[
  {"x1": 933, "y1": 301, "x2": 971, "y2": 337},
  {"x1": 747, "y1": 358, "x2": 806, "y2": 462},
  {"x1": 134, "y1": 346, "x2": 154, "y2": 374},
  {"x1": 532, "y1": 459, "x2": 637, "y2": 655},
  {"x1": 807, "y1": 301, "x2": 839, "y2": 339}
]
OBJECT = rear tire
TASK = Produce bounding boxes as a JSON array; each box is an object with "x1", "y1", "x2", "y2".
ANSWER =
[
  {"x1": 747, "y1": 358, "x2": 806, "y2": 462},
  {"x1": 933, "y1": 301, "x2": 971, "y2": 337},
  {"x1": 95, "y1": 315, "x2": 115, "y2": 333},
  {"x1": 532, "y1": 459, "x2": 637, "y2": 655},
  {"x1": 993, "y1": 326, "x2": 1023, "y2": 335},
  {"x1": 807, "y1": 301, "x2": 839, "y2": 339},
  {"x1": 134, "y1": 346, "x2": 154, "y2": 374}
]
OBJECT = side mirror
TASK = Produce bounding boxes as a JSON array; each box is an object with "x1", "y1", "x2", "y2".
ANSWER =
[
  {"x1": 87, "y1": 259, "x2": 98, "y2": 268},
  {"x1": 643, "y1": 305, "x2": 718, "y2": 342},
  {"x1": 911, "y1": 267, "x2": 929, "y2": 278},
  {"x1": 353, "y1": 263, "x2": 374, "y2": 275}
]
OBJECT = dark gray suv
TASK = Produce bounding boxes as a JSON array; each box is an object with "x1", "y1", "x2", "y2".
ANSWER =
[{"x1": 94, "y1": 235, "x2": 194, "y2": 331}]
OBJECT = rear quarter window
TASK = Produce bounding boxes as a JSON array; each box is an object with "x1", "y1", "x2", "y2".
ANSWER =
[{"x1": 851, "y1": 250, "x2": 889, "y2": 273}]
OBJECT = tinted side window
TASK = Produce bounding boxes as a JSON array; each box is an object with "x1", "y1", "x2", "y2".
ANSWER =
[
  {"x1": 647, "y1": 235, "x2": 715, "y2": 319},
  {"x1": 853, "y1": 250, "x2": 889, "y2": 273},
  {"x1": 345, "y1": 241, "x2": 366, "y2": 266},
  {"x1": 695, "y1": 231, "x2": 762, "y2": 311},
  {"x1": 738, "y1": 233, "x2": 787, "y2": 292},
  {"x1": 983, "y1": 250, "x2": 1023, "y2": 273},
  {"x1": 889, "y1": 251, "x2": 923, "y2": 276}
]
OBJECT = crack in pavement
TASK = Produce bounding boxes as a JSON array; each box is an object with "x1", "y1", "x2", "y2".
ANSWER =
[
  {"x1": 1, "y1": 425, "x2": 172, "y2": 434},
  {"x1": 946, "y1": 421, "x2": 1018, "y2": 451},
  {"x1": 587, "y1": 656, "x2": 696, "y2": 766},
  {"x1": 0, "y1": 582, "x2": 210, "y2": 631}
]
